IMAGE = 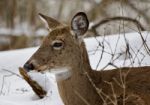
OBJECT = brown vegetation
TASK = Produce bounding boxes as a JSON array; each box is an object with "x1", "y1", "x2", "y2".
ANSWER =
[{"x1": 19, "y1": 67, "x2": 46, "y2": 98}]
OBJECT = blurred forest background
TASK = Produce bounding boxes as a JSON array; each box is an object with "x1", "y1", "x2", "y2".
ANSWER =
[{"x1": 0, "y1": 0, "x2": 150, "y2": 51}]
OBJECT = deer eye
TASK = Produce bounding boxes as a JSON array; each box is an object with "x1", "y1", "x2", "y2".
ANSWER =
[{"x1": 51, "y1": 40, "x2": 64, "y2": 50}]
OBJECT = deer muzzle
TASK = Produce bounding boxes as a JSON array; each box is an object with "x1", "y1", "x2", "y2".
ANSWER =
[{"x1": 23, "y1": 62, "x2": 35, "y2": 72}]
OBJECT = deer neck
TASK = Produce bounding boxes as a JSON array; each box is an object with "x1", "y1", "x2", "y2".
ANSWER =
[
  {"x1": 57, "y1": 42, "x2": 102, "y2": 105},
  {"x1": 69, "y1": 42, "x2": 92, "y2": 76}
]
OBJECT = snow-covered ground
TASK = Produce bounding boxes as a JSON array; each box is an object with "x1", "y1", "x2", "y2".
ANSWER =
[{"x1": 0, "y1": 31, "x2": 150, "y2": 105}]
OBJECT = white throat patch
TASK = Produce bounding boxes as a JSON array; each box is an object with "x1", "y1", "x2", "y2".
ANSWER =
[{"x1": 50, "y1": 67, "x2": 72, "y2": 81}]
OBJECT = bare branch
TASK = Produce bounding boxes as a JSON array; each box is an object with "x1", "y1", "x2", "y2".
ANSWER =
[{"x1": 91, "y1": 16, "x2": 145, "y2": 33}]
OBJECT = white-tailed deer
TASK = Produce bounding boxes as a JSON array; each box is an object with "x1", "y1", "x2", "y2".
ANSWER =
[{"x1": 24, "y1": 12, "x2": 150, "y2": 105}]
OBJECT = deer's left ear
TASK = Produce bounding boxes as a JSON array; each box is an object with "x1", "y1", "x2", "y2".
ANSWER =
[
  {"x1": 39, "y1": 13, "x2": 62, "y2": 31},
  {"x1": 71, "y1": 12, "x2": 89, "y2": 38}
]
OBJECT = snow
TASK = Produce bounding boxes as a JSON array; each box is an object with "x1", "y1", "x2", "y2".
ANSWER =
[
  {"x1": 28, "y1": 71, "x2": 55, "y2": 93},
  {"x1": 0, "y1": 31, "x2": 150, "y2": 105},
  {"x1": 85, "y1": 31, "x2": 150, "y2": 70},
  {"x1": 35, "y1": 28, "x2": 49, "y2": 36}
]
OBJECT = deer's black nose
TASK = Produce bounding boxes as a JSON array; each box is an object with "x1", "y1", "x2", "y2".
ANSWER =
[{"x1": 23, "y1": 63, "x2": 34, "y2": 72}]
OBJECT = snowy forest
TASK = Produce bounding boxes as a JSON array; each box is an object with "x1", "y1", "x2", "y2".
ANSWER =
[
  {"x1": 1, "y1": 0, "x2": 150, "y2": 105},
  {"x1": 1, "y1": 0, "x2": 150, "y2": 50}
]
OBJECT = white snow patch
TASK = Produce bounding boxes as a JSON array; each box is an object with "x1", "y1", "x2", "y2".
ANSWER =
[{"x1": 28, "y1": 71, "x2": 55, "y2": 94}]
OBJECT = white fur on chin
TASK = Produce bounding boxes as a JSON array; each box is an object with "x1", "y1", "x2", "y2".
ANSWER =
[{"x1": 50, "y1": 67, "x2": 72, "y2": 81}]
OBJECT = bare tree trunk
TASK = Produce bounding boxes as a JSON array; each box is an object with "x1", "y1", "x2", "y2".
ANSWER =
[
  {"x1": 88, "y1": 0, "x2": 112, "y2": 21},
  {"x1": 27, "y1": 0, "x2": 36, "y2": 27},
  {"x1": 5, "y1": 0, "x2": 17, "y2": 29},
  {"x1": 57, "y1": 0, "x2": 64, "y2": 20}
]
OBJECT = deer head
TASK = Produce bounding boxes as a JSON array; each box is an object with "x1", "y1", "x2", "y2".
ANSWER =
[{"x1": 23, "y1": 12, "x2": 89, "y2": 75}]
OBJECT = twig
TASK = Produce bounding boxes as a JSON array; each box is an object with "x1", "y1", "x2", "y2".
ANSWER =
[
  {"x1": 0, "y1": 74, "x2": 13, "y2": 96},
  {"x1": 74, "y1": 90, "x2": 91, "y2": 105},
  {"x1": 90, "y1": 16, "x2": 145, "y2": 34},
  {"x1": 1, "y1": 69, "x2": 22, "y2": 78}
]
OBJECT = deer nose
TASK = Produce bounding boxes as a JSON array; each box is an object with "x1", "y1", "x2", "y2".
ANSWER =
[{"x1": 23, "y1": 63, "x2": 35, "y2": 72}]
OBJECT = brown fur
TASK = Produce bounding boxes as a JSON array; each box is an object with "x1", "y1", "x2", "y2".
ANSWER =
[{"x1": 25, "y1": 13, "x2": 150, "y2": 105}]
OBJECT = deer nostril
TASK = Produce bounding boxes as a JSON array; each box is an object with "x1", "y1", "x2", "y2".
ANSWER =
[{"x1": 23, "y1": 63, "x2": 35, "y2": 72}]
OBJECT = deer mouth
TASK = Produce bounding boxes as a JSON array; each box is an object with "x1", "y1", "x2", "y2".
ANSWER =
[{"x1": 35, "y1": 65, "x2": 49, "y2": 72}]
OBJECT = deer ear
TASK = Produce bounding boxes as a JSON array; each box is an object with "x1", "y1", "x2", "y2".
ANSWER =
[
  {"x1": 71, "y1": 12, "x2": 89, "y2": 38},
  {"x1": 39, "y1": 13, "x2": 62, "y2": 31}
]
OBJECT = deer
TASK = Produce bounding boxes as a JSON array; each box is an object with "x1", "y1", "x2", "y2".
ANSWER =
[{"x1": 23, "y1": 12, "x2": 150, "y2": 105}]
